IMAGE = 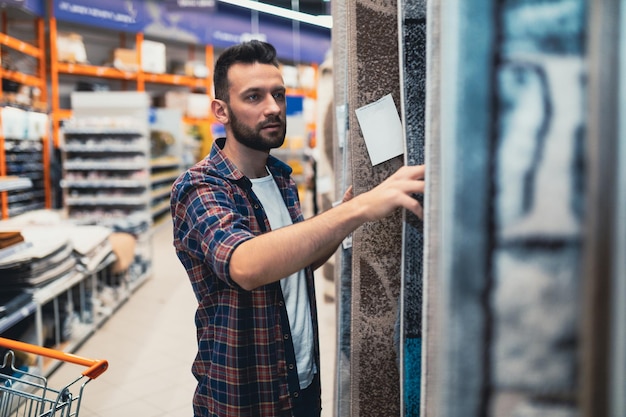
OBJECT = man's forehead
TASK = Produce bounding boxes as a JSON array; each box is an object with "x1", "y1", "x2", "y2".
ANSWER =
[{"x1": 227, "y1": 62, "x2": 284, "y2": 89}]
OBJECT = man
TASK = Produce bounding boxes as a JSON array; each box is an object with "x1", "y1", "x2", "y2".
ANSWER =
[{"x1": 170, "y1": 40, "x2": 425, "y2": 417}]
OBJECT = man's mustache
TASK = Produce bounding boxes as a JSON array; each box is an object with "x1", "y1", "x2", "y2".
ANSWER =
[{"x1": 260, "y1": 116, "x2": 285, "y2": 127}]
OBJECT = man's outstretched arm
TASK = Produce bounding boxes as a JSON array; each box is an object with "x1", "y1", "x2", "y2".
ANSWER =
[{"x1": 230, "y1": 165, "x2": 426, "y2": 290}]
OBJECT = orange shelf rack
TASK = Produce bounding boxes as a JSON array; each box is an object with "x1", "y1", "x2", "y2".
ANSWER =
[
  {"x1": 49, "y1": 20, "x2": 216, "y2": 149},
  {"x1": 0, "y1": 12, "x2": 51, "y2": 219}
]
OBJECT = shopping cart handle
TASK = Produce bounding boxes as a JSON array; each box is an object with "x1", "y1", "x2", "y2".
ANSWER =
[
  {"x1": 0, "y1": 337, "x2": 108, "y2": 379},
  {"x1": 82, "y1": 359, "x2": 108, "y2": 379}
]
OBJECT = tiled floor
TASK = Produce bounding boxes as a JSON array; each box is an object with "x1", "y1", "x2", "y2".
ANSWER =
[{"x1": 47, "y1": 220, "x2": 337, "y2": 417}]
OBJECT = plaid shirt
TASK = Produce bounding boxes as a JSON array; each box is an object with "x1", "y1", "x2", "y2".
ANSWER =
[{"x1": 170, "y1": 138, "x2": 320, "y2": 417}]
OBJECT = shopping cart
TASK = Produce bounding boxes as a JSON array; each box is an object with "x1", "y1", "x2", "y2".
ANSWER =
[{"x1": 0, "y1": 337, "x2": 108, "y2": 417}]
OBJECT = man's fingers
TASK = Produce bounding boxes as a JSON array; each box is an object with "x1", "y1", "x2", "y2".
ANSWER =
[
  {"x1": 394, "y1": 178, "x2": 425, "y2": 195},
  {"x1": 342, "y1": 185, "x2": 354, "y2": 203},
  {"x1": 394, "y1": 164, "x2": 425, "y2": 180}
]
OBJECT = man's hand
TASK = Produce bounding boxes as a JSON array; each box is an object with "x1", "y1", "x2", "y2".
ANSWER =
[{"x1": 348, "y1": 164, "x2": 425, "y2": 221}]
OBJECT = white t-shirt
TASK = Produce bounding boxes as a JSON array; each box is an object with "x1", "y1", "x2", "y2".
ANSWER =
[{"x1": 250, "y1": 171, "x2": 316, "y2": 389}]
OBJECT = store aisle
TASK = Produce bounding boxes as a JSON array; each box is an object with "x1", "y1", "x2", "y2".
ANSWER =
[{"x1": 47, "y1": 220, "x2": 336, "y2": 417}]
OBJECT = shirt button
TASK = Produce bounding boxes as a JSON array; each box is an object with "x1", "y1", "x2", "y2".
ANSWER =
[
  {"x1": 293, "y1": 392, "x2": 299, "y2": 398},
  {"x1": 288, "y1": 363, "x2": 295, "y2": 370},
  {"x1": 278, "y1": 301, "x2": 284, "y2": 307},
  {"x1": 254, "y1": 204, "x2": 260, "y2": 209},
  {"x1": 284, "y1": 334, "x2": 289, "y2": 340}
]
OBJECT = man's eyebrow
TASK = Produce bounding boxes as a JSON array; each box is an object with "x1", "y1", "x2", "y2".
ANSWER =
[
  {"x1": 239, "y1": 85, "x2": 285, "y2": 95},
  {"x1": 240, "y1": 87, "x2": 262, "y2": 95}
]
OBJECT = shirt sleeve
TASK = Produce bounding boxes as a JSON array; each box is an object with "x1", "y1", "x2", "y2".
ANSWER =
[{"x1": 171, "y1": 172, "x2": 255, "y2": 288}]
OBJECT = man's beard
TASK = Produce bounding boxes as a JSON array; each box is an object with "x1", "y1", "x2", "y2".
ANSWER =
[{"x1": 229, "y1": 107, "x2": 286, "y2": 152}]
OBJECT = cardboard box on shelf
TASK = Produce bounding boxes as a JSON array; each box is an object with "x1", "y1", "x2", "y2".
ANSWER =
[
  {"x1": 170, "y1": 60, "x2": 209, "y2": 78},
  {"x1": 112, "y1": 48, "x2": 138, "y2": 72},
  {"x1": 141, "y1": 40, "x2": 166, "y2": 74},
  {"x1": 185, "y1": 61, "x2": 209, "y2": 78},
  {"x1": 155, "y1": 90, "x2": 188, "y2": 112},
  {"x1": 154, "y1": 91, "x2": 211, "y2": 119}
]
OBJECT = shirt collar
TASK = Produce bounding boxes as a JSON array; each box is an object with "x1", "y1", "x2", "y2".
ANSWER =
[{"x1": 210, "y1": 137, "x2": 293, "y2": 182}]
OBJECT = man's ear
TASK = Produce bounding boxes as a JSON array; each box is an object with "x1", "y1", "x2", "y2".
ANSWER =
[{"x1": 212, "y1": 99, "x2": 229, "y2": 124}]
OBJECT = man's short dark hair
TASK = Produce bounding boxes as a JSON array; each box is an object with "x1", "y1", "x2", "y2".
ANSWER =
[{"x1": 213, "y1": 40, "x2": 280, "y2": 102}]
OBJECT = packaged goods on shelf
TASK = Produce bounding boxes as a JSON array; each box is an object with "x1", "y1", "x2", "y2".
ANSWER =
[
  {"x1": 4, "y1": 109, "x2": 25, "y2": 139},
  {"x1": 298, "y1": 65, "x2": 318, "y2": 90},
  {"x1": 0, "y1": 231, "x2": 24, "y2": 249},
  {"x1": 111, "y1": 48, "x2": 139, "y2": 72},
  {"x1": 141, "y1": 40, "x2": 166, "y2": 74},
  {"x1": 185, "y1": 61, "x2": 209, "y2": 78},
  {"x1": 170, "y1": 60, "x2": 209, "y2": 78},
  {"x1": 155, "y1": 90, "x2": 188, "y2": 112},
  {"x1": 75, "y1": 81, "x2": 110, "y2": 92},
  {"x1": 56, "y1": 32, "x2": 88, "y2": 64},
  {"x1": 150, "y1": 130, "x2": 176, "y2": 157},
  {"x1": 154, "y1": 90, "x2": 210, "y2": 119},
  {"x1": 0, "y1": 227, "x2": 76, "y2": 289},
  {"x1": 282, "y1": 65, "x2": 299, "y2": 88},
  {"x1": 0, "y1": 176, "x2": 33, "y2": 193},
  {"x1": 25, "y1": 111, "x2": 48, "y2": 141},
  {"x1": 0, "y1": 211, "x2": 116, "y2": 281},
  {"x1": 186, "y1": 93, "x2": 210, "y2": 119},
  {"x1": 2, "y1": 107, "x2": 27, "y2": 139},
  {"x1": 14, "y1": 85, "x2": 32, "y2": 107}
]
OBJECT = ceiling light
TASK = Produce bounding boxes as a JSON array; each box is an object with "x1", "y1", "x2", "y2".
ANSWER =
[{"x1": 217, "y1": 0, "x2": 332, "y2": 28}]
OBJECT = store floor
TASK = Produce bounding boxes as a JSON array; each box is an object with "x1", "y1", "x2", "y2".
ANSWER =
[{"x1": 47, "y1": 220, "x2": 337, "y2": 417}]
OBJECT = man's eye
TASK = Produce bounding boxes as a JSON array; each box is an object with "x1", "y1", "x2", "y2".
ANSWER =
[
  {"x1": 273, "y1": 92, "x2": 285, "y2": 100},
  {"x1": 246, "y1": 94, "x2": 259, "y2": 101}
]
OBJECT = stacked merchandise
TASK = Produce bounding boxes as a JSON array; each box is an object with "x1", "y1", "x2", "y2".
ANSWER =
[
  {"x1": 0, "y1": 231, "x2": 25, "y2": 250},
  {"x1": 0, "y1": 231, "x2": 32, "y2": 321},
  {"x1": 67, "y1": 225, "x2": 115, "y2": 274},
  {"x1": 0, "y1": 212, "x2": 115, "y2": 290},
  {"x1": 0, "y1": 211, "x2": 115, "y2": 348},
  {"x1": 0, "y1": 226, "x2": 77, "y2": 350},
  {"x1": 0, "y1": 228, "x2": 76, "y2": 289}
]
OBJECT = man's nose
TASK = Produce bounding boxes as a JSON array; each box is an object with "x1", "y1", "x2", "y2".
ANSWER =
[{"x1": 264, "y1": 95, "x2": 282, "y2": 115}]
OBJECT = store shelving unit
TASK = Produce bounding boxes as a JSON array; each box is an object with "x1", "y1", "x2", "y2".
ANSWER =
[
  {"x1": 150, "y1": 156, "x2": 180, "y2": 226},
  {"x1": 48, "y1": 14, "x2": 215, "y2": 149},
  {"x1": 0, "y1": 217, "x2": 123, "y2": 377},
  {"x1": 62, "y1": 126, "x2": 152, "y2": 231},
  {"x1": 1, "y1": 108, "x2": 50, "y2": 218},
  {"x1": 0, "y1": 7, "x2": 50, "y2": 219},
  {"x1": 3, "y1": 136, "x2": 44, "y2": 216},
  {"x1": 148, "y1": 107, "x2": 185, "y2": 226},
  {"x1": 0, "y1": 234, "x2": 145, "y2": 377},
  {"x1": 29, "y1": 253, "x2": 116, "y2": 375},
  {"x1": 59, "y1": 91, "x2": 153, "y2": 297},
  {"x1": 61, "y1": 92, "x2": 152, "y2": 236}
]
